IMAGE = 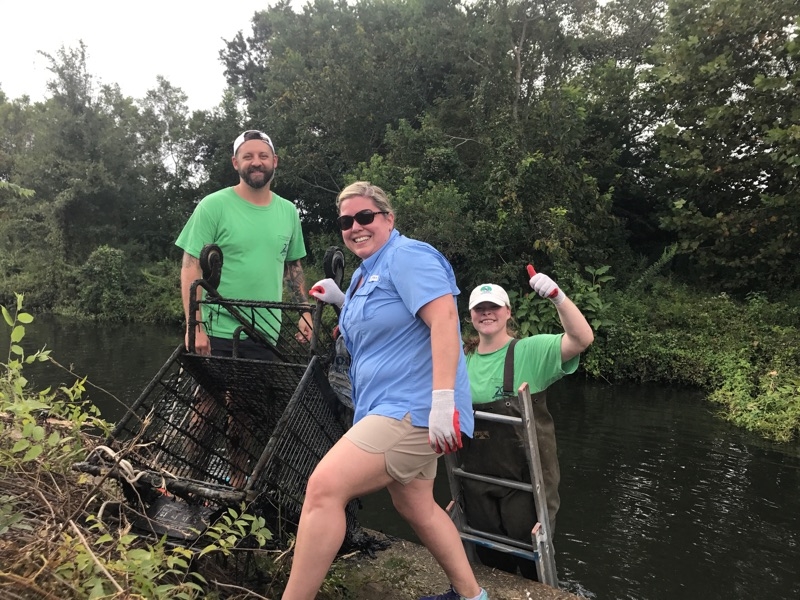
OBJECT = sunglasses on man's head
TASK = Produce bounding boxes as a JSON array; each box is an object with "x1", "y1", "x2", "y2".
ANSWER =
[{"x1": 337, "y1": 209, "x2": 389, "y2": 231}]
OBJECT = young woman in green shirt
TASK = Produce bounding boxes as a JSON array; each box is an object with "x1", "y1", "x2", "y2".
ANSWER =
[{"x1": 462, "y1": 266, "x2": 594, "y2": 579}]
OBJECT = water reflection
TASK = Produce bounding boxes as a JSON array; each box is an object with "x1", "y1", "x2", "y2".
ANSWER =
[
  {"x1": 550, "y1": 379, "x2": 800, "y2": 600},
  {"x1": 3, "y1": 317, "x2": 798, "y2": 599},
  {"x1": 1, "y1": 314, "x2": 179, "y2": 424}
]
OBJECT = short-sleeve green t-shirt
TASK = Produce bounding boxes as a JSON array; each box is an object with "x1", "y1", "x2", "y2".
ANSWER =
[
  {"x1": 175, "y1": 187, "x2": 306, "y2": 340},
  {"x1": 466, "y1": 335, "x2": 579, "y2": 404}
]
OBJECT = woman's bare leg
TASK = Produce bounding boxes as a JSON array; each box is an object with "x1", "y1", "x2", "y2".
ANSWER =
[
  {"x1": 389, "y1": 477, "x2": 481, "y2": 598},
  {"x1": 281, "y1": 438, "x2": 393, "y2": 600}
]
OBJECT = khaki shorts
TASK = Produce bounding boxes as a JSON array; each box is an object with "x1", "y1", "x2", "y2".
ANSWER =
[{"x1": 344, "y1": 413, "x2": 438, "y2": 485}]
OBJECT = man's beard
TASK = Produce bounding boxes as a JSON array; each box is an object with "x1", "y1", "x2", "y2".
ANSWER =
[{"x1": 240, "y1": 165, "x2": 275, "y2": 189}]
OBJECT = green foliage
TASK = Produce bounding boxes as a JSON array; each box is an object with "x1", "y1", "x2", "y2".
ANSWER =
[
  {"x1": 0, "y1": 231, "x2": 181, "y2": 325},
  {"x1": 2, "y1": 293, "x2": 109, "y2": 470},
  {"x1": 626, "y1": 243, "x2": 677, "y2": 293},
  {"x1": 0, "y1": 180, "x2": 35, "y2": 199},
  {"x1": 56, "y1": 518, "x2": 206, "y2": 599},
  {"x1": 1, "y1": 42, "x2": 203, "y2": 317},
  {"x1": 76, "y1": 245, "x2": 130, "y2": 319},
  {"x1": 0, "y1": 178, "x2": 70, "y2": 310},
  {"x1": 642, "y1": 0, "x2": 800, "y2": 292},
  {"x1": 199, "y1": 504, "x2": 273, "y2": 557},
  {"x1": 131, "y1": 259, "x2": 183, "y2": 325},
  {"x1": 1, "y1": 293, "x2": 54, "y2": 407},
  {"x1": 0, "y1": 493, "x2": 31, "y2": 535},
  {"x1": 510, "y1": 265, "x2": 616, "y2": 337},
  {"x1": 705, "y1": 291, "x2": 800, "y2": 442},
  {"x1": 221, "y1": 0, "x2": 478, "y2": 231}
]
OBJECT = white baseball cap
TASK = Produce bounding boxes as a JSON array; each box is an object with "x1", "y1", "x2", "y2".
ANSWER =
[
  {"x1": 469, "y1": 284, "x2": 510, "y2": 310},
  {"x1": 233, "y1": 130, "x2": 275, "y2": 155}
]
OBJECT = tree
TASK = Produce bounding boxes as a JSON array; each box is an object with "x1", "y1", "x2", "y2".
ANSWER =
[
  {"x1": 9, "y1": 43, "x2": 142, "y2": 261},
  {"x1": 0, "y1": 43, "x2": 206, "y2": 310},
  {"x1": 0, "y1": 178, "x2": 58, "y2": 307},
  {"x1": 134, "y1": 76, "x2": 202, "y2": 260},
  {"x1": 221, "y1": 0, "x2": 478, "y2": 232},
  {"x1": 643, "y1": 0, "x2": 800, "y2": 292}
]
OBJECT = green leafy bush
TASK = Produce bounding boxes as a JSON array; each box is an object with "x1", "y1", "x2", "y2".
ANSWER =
[{"x1": 75, "y1": 245, "x2": 131, "y2": 320}]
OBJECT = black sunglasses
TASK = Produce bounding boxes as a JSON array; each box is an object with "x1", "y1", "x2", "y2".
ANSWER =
[{"x1": 337, "y1": 209, "x2": 389, "y2": 231}]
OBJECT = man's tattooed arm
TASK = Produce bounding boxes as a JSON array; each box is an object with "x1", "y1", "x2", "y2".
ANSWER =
[
  {"x1": 181, "y1": 252, "x2": 203, "y2": 323},
  {"x1": 283, "y1": 259, "x2": 309, "y2": 304}
]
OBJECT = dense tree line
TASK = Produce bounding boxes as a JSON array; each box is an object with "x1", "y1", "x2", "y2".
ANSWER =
[
  {"x1": 1, "y1": 0, "x2": 798, "y2": 441},
  {"x1": 0, "y1": 0, "x2": 797, "y2": 317}
]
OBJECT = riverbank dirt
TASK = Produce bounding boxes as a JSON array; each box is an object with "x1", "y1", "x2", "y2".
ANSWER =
[{"x1": 336, "y1": 530, "x2": 580, "y2": 600}]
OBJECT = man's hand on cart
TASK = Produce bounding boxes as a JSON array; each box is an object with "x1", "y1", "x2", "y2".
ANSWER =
[
  {"x1": 296, "y1": 312, "x2": 314, "y2": 344},
  {"x1": 186, "y1": 326, "x2": 212, "y2": 355}
]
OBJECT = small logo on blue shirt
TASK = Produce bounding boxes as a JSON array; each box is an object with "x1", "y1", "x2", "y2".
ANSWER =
[{"x1": 368, "y1": 275, "x2": 380, "y2": 282}]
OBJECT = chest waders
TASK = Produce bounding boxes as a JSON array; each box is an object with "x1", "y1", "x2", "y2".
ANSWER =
[{"x1": 460, "y1": 339, "x2": 560, "y2": 580}]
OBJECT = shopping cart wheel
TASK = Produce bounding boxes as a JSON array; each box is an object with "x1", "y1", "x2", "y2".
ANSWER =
[
  {"x1": 323, "y1": 246, "x2": 345, "y2": 288},
  {"x1": 200, "y1": 244, "x2": 224, "y2": 290}
]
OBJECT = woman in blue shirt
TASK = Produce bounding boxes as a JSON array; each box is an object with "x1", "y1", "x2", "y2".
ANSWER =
[{"x1": 282, "y1": 182, "x2": 487, "y2": 600}]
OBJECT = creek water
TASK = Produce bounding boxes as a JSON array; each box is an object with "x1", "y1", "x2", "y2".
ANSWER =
[{"x1": 5, "y1": 315, "x2": 799, "y2": 600}]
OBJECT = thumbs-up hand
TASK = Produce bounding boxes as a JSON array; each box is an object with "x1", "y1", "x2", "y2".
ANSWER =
[{"x1": 527, "y1": 264, "x2": 566, "y2": 306}]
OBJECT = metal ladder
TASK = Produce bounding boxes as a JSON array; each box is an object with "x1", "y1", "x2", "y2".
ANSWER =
[{"x1": 444, "y1": 382, "x2": 559, "y2": 587}]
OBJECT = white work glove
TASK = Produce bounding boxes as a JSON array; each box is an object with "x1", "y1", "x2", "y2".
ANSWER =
[
  {"x1": 309, "y1": 278, "x2": 345, "y2": 308},
  {"x1": 527, "y1": 264, "x2": 566, "y2": 306},
  {"x1": 428, "y1": 389, "x2": 462, "y2": 454}
]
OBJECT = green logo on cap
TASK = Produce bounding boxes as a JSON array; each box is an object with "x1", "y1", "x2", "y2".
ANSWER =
[{"x1": 480, "y1": 285, "x2": 492, "y2": 293}]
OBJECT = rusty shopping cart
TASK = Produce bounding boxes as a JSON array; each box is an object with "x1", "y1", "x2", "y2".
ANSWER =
[{"x1": 73, "y1": 246, "x2": 365, "y2": 549}]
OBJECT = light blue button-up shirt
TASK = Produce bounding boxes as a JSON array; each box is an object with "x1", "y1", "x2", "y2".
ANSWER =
[{"x1": 339, "y1": 229, "x2": 474, "y2": 436}]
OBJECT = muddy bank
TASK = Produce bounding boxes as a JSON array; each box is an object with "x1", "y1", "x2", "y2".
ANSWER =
[{"x1": 338, "y1": 530, "x2": 580, "y2": 600}]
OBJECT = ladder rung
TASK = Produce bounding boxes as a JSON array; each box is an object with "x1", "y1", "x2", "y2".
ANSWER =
[
  {"x1": 458, "y1": 531, "x2": 540, "y2": 561},
  {"x1": 474, "y1": 410, "x2": 522, "y2": 426},
  {"x1": 451, "y1": 468, "x2": 533, "y2": 493},
  {"x1": 462, "y1": 525, "x2": 538, "y2": 553}
]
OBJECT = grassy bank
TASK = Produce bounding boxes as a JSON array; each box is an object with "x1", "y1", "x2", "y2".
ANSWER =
[
  {"x1": 0, "y1": 300, "x2": 293, "y2": 599},
  {"x1": 584, "y1": 281, "x2": 800, "y2": 442}
]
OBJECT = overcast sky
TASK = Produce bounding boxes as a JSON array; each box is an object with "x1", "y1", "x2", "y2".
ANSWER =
[{"x1": 0, "y1": 1, "x2": 282, "y2": 111}]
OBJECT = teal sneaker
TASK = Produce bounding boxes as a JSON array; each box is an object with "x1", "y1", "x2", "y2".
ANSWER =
[{"x1": 418, "y1": 586, "x2": 489, "y2": 600}]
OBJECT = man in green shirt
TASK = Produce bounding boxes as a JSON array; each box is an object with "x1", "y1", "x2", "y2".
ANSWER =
[
  {"x1": 176, "y1": 129, "x2": 311, "y2": 352},
  {"x1": 175, "y1": 129, "x2": 311, "y2": 486}
]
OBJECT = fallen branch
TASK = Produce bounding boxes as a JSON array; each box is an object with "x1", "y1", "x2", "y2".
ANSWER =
[{"x1": 68, "y1": 520, "x2": 124, "y2": 594}]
